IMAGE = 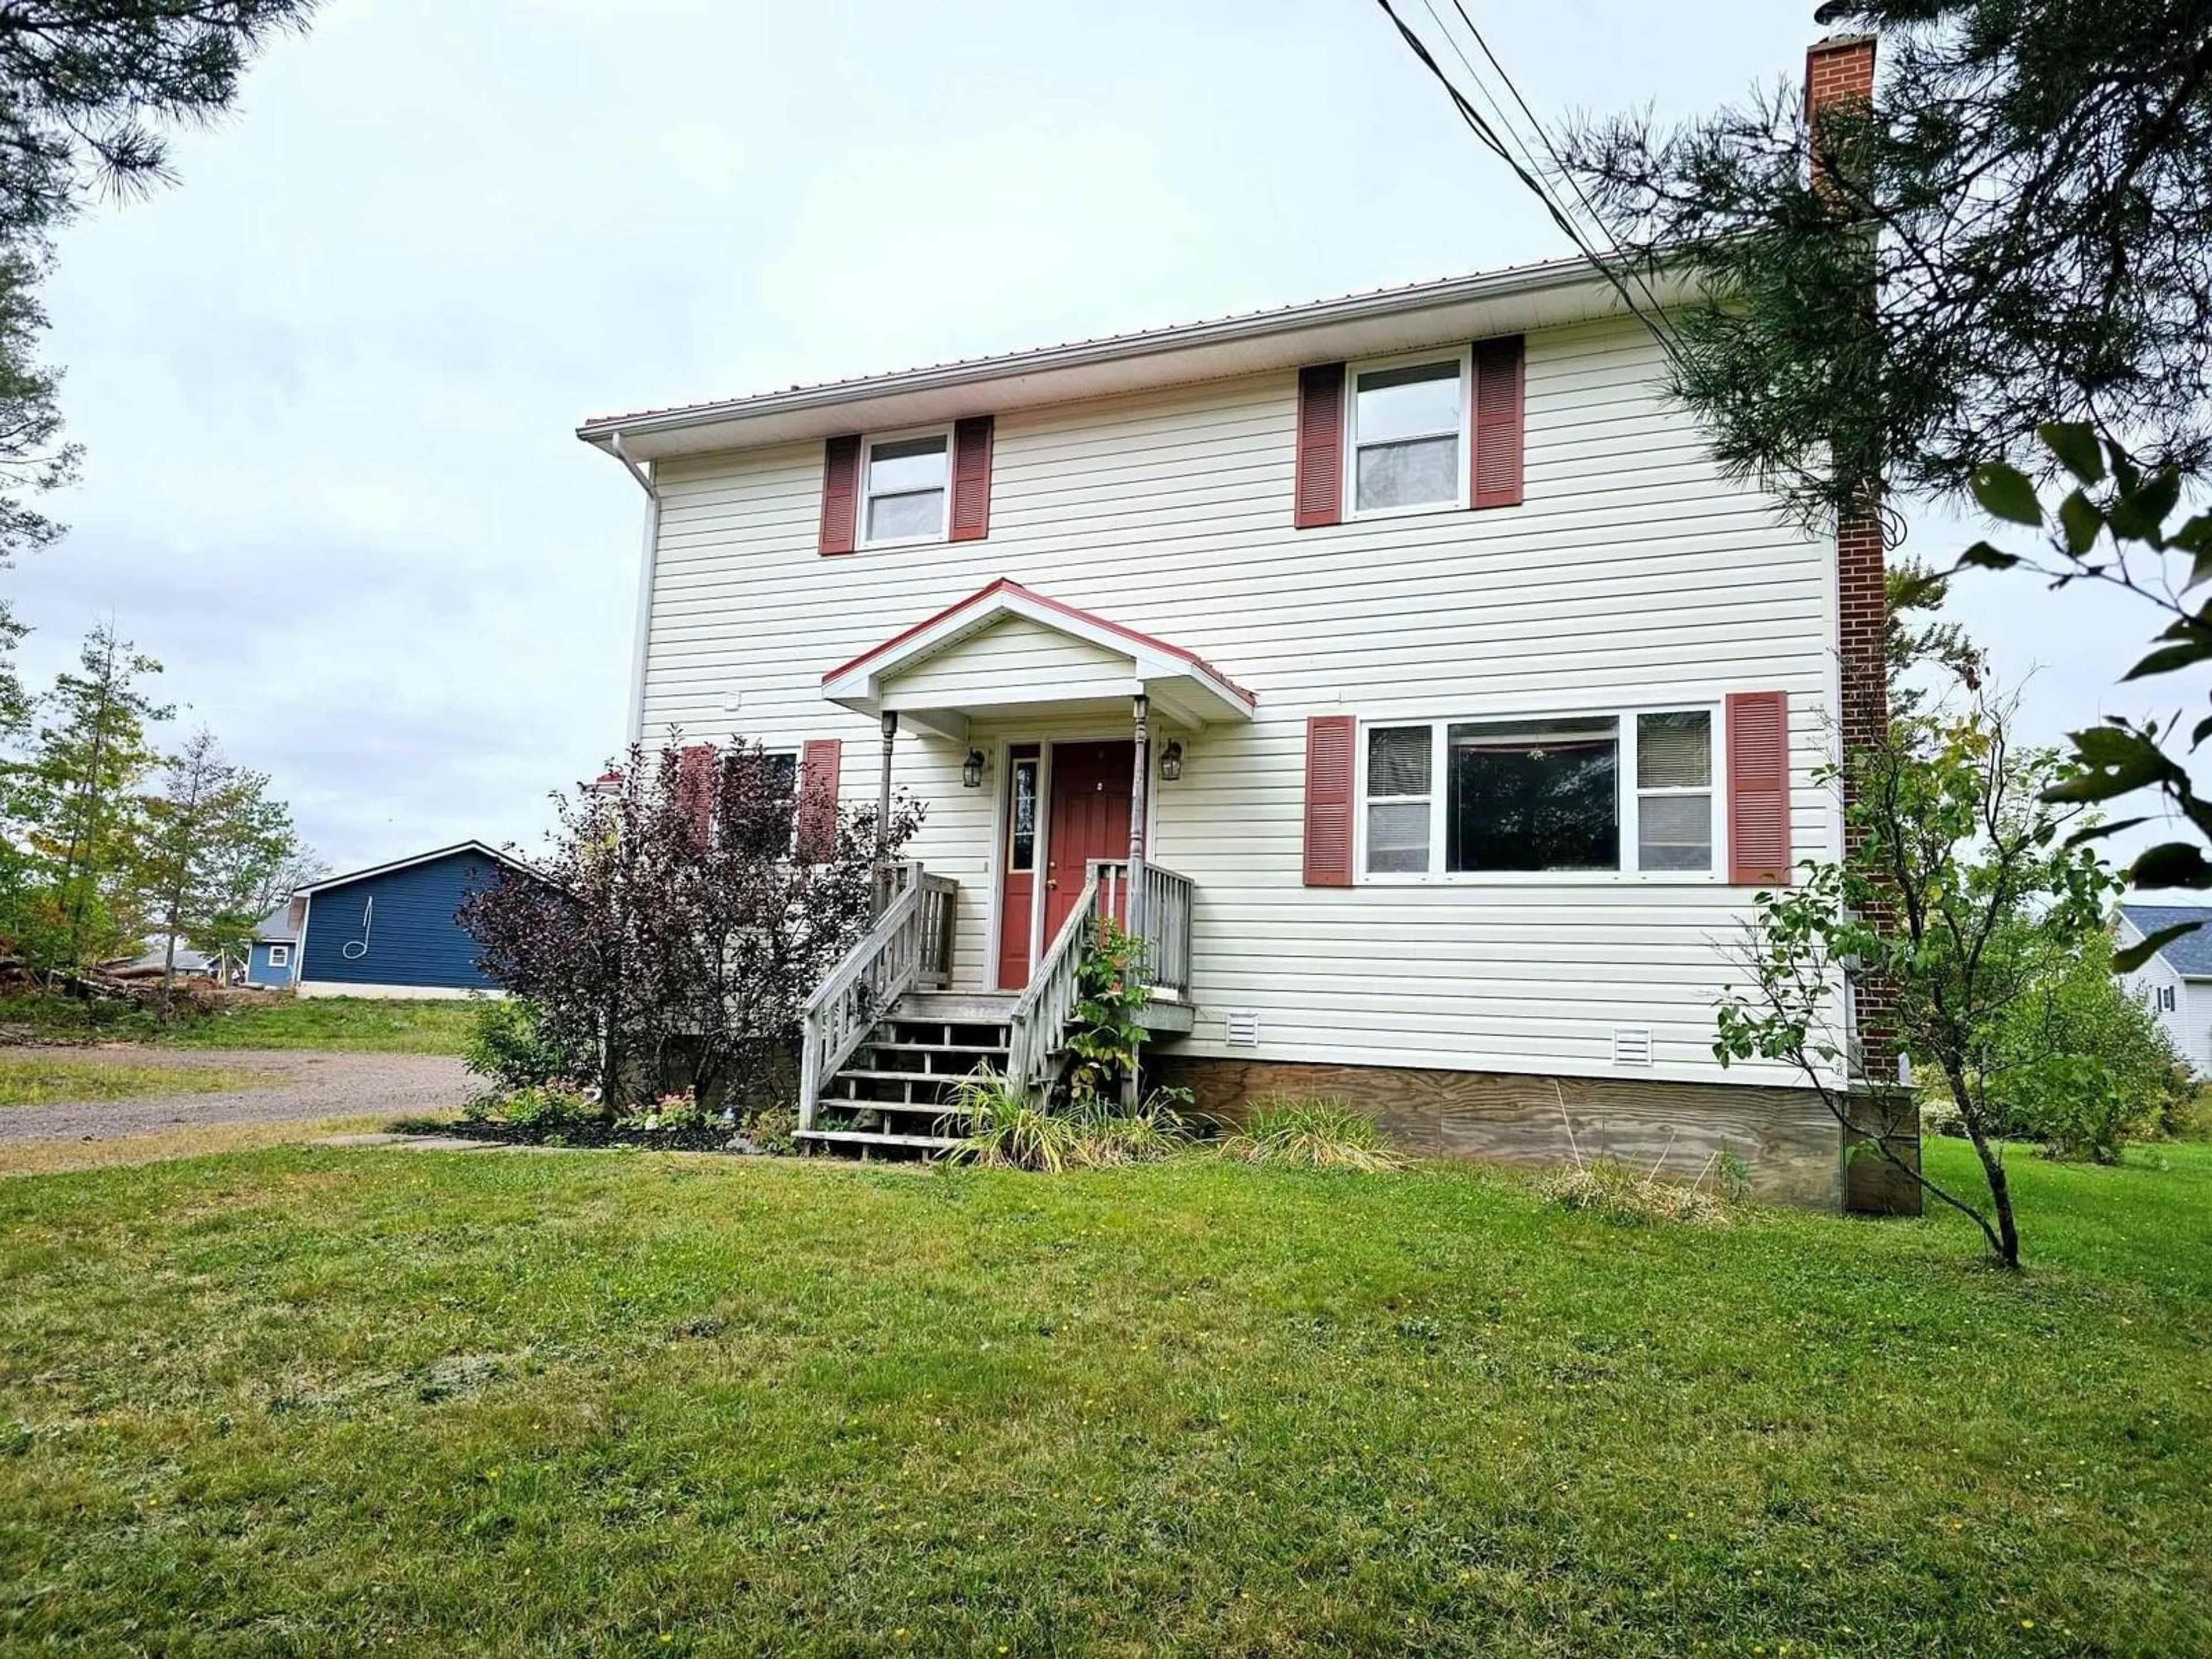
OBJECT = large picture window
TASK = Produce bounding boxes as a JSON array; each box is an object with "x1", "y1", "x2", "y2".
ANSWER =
[
  {"x1": 1349, "y1": 354, "x2": 1465, "y2": 514},
  {"x1": 1359, "y1": 707, "x2": 1718, "y2": 878}
]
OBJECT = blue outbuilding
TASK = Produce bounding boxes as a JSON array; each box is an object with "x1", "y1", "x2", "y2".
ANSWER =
[
  {"x1": 295, "y1": 842, "x2": 535, "y2": 998},
  {"x1": 244, "y1": 900, "x2": 301, "y2": 988}
]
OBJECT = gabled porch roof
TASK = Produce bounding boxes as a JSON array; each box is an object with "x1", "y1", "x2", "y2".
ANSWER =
[{"x1": 821, "y1": 579, "x2": 1256, "y2": 741}]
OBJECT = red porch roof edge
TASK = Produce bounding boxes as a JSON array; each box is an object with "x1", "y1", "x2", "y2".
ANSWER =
[{"x1": 820, "y1": 577, "x2": 1256, "y2": 707}]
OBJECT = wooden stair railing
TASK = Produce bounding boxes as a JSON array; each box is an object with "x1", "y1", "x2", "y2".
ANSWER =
[
  {"x1": 798, "y1": 863, "x2": 956, "y2": 1132},
  {"x1": 1006, "y1": 866, "x2": 1104, "y2": 1099}
]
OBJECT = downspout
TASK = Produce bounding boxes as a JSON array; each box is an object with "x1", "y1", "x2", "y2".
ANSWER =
[{"x1": 609, "y1": 431, "x2": 660, "y2": 746}]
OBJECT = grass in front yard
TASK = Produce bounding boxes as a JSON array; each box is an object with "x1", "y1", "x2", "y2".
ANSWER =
[
  {"x1": 1, "y1": 1140, "x2": 2207, "y2": 1655},
  {"x1": 0, "y1": 991, "x2": 480, "y2": 1054},
  {"x1": 0, "y1": 1054, "x2": 274, "y2": 1107}
]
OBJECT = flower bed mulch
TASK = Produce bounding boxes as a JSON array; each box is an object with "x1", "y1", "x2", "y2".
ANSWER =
[{"x1": 422, "y1": 1120, "x2": 758, "y2": 1154}]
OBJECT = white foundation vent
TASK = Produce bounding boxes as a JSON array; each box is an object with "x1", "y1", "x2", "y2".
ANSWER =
[
  {"x1": 1225, "y1": 1010, "x2": 1261, "y2": 1048},
  {"x1": 1612, "y1": 1027, "x2": 1654, "y2": 1067}
]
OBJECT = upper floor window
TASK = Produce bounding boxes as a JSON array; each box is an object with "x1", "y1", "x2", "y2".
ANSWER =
[
  {"x1": 1349, "y1": 352, "x2": 1467, "y2": 516},
  {"x1": 861, "y1": 429, "x2": 951, "y2": 547}
]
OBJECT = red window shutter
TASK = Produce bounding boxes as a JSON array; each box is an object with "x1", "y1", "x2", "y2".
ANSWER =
[
  {"x1": 1294, "y1": 364, "x2": 1345, "y2": 529},
  {"x1": 797, "y1": 738, "x2": 842, "y2": 862},
  {"x1": 675, "y1": 744, "x2": 717, "y2": 849},
  {"x1": 1303, "y1": 715, "x2": 1357, "y2": 887},
  {"x1": 1726, "y1": 692, "x2": 1792, "y2": 885},
  {"x1": 950, "y1": 416, "x2": 994, "y2": 541},
  {"x1": 1472, "y1": 335, "x2": 1525, "y2": 509},
  {"x1": 819, "y1": 435, "x2": 862, "y2": 556}
]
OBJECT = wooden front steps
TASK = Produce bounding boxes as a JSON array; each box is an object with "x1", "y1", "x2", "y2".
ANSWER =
[{"x1": 794, "y1": 991, "x2": 1017, "y2": 1155}]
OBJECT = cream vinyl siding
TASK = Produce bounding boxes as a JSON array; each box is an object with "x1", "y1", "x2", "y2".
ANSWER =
[
  {"x1": 637, "y1": 316, "x2": 1838, "y2": 1087},
  {"x1": 882, "y1": 616, "x2": 1137, "y2": 711}
]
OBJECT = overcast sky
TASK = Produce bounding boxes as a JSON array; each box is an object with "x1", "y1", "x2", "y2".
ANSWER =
[{"x1": 3, "y1": 0, "x2": 2179, "y2": 874}]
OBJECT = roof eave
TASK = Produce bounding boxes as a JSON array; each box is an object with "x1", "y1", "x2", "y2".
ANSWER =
[{"x1": 578, "y1": 256, "x2": 1675, "y2": 459}]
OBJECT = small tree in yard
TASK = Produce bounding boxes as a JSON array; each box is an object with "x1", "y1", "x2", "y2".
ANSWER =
[
  {"x1": 460, "y1": 736, "x2": 921, "y2": 1117},
  {"x1": 1716, "y1": 694, "x2": 2115, "y2": 1269}
]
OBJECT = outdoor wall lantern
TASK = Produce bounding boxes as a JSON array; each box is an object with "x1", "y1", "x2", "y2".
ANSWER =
[
  {"x1": 1158, "y1": 739, "x2": 1184, "y2": 782},
  {"x1": 962, "y1": 748, "x2": 986, "y2": 789}
]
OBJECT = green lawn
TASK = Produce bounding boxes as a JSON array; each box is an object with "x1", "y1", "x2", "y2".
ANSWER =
[
  {"x1": 0, "y1": 1054, "x2": 274, "y2": 1107},
  {"x1": 0, "y1": 992, "x2": 479, "y2": 1054},
  {"x1": 2, "y1": 1140, "x2": 2206, "y2": 1656}
]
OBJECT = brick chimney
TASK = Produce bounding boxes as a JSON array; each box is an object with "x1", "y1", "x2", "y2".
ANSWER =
[{"x1": 1805, "y1": 30, "x2": 1916, "y2": 1210}]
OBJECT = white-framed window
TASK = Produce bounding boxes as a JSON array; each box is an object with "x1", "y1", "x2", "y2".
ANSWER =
[
  {"x1": 1355, "y1": 706, "x2": 1722, "y2": 881},
  {"x1": 2158, "y1": 983, "x2": 2177, "y2": 1014},
  {"x1": 858, "y1": 426, "x2": 952, "y2": 547},
  {"x1": 267, "y1": 944, "x2": 290, "y2": 968},
  {"x1": 1346, "y1": 349, "x2": 1469, "y2": 517}
]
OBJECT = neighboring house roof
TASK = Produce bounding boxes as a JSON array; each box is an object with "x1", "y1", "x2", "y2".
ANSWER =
[
  {"x1": 2119, "y1": 904, "x2": 2212, "y2": 976},
  {"x1": 577, "y1": 255, "x2": 1691, "y2": 462},
  {"x1": 295, "y1": 841, "x2": 539, "y2": 896},
  {"x1": 251, "y1": 904, "x2": 295, "y2": 943}
]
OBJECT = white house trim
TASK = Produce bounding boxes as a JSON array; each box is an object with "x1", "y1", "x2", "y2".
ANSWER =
[
  {"x1": 820, "y1": 578, "x2": 1257, "y2": 740},
  {"x1": 294, "y1": 841, "x2": 539, "y2": 894}
]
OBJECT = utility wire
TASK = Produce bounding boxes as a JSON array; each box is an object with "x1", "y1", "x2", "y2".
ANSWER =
[
  {"x1": 1374, "y1": 0, "x2": 1687, "y2": 374},
  {"x1": 1442, "y1": 0, "x2": 1681, "y2": 329}
]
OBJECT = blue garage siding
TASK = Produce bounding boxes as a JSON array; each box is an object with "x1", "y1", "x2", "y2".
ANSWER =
[
  {"x1": 299, "y1": 851, "x2": 505, "y2": 990},
  {"x1": 245, "y1": 940, "x2": 295, "y2": 988}
]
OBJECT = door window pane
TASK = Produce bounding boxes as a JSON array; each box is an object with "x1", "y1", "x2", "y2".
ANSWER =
[
  {"x1": 1445, "y1": 718, "x2": 1619, "y2": 872},
  {"x1": 1009, "y1": 758, "x2": 1038, "y2": 871}
]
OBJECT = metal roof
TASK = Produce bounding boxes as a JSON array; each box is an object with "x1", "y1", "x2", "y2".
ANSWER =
[{"x1": 577, "y1": 254, "x2": 1684, "y2": 462}]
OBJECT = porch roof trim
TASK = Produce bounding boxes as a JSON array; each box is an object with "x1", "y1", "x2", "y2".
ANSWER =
[{"x1": 820, "y1": 578, "x2": 1256, "y2": 734}]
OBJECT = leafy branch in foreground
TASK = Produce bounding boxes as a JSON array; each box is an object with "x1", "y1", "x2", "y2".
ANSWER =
[{"x1": 1955, "y1": 422, "x2": 2212, "y2": 967}]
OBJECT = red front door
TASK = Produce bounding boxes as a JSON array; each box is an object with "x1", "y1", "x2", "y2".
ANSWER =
[{"x1": 1043, "y1": 741, "x2": 1134, "y2": 947}]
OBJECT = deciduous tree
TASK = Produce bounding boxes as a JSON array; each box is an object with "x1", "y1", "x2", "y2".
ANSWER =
[
  {"x1": 1716, "y1": 691, "x2": 2114, "y2": 1268},
  {"x1": 461, "y1": 736, "x2": 922, "y2": 1114}
]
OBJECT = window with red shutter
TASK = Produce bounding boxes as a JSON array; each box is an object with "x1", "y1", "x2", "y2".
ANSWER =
[
  {"x1": 1294, "y1": 364, "x2": 1345, "y2": 528},
  {"x1": 819, "y1": 435, "x2": 861, "y2": 556},
  {"x1": 1303, "y1": 715, "x2": 1356, "y2": 886},
  {"x1": 796, "y1": 738, "x2": 842, "y2": 862},
  {"x1": 950, "y1": 416, "x2": 994, "y2": 541},
  {"x1": 1472, "y1": 335, "x2": 1524, "y2": 509},
  {"x1": 1725, "y1": 692, "x2": 1791, "y2": 885}
]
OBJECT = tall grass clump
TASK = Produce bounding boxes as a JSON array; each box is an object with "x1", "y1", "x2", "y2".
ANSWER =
[
  {"x1": 941, "y1": 1070, "x2": 1083, "y2": 1173},
  {"x1": 1216, "y1": 1098, "x2": 1404, "y2": 1171},
  {"x1": 1065, "y1": 1093, "x2": 1194, "y2": 1168}
]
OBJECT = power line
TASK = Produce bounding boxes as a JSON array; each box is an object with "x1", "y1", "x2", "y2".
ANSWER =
[
  {"x1": 1442, "y1": 0, "x2": 1684, "y2": 342},
  {"x1": 1373, "y1": 0, "x2": 1687, "y2": 374}
]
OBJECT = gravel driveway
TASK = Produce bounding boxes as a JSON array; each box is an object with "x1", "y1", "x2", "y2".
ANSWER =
[{"x1": 0, "y1": 1047, "x2": 472, "y2": 1144}]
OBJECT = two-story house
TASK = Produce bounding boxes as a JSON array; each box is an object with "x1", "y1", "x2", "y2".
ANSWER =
[{"x1": 577, "y1": 34, "x2": 1897, "y2": 1211}]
